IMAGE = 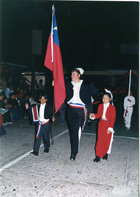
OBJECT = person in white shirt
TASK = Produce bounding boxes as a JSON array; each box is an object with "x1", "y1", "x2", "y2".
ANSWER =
[
  {"x1": 66, "y1": 68, "x2": 92, "y2": 160},
  {"x1": 123, "y1": 90, "x2": 135, "y2": 130},
  {"x1": 25, "y1": 93, "x2": 55, "y2": 156}
]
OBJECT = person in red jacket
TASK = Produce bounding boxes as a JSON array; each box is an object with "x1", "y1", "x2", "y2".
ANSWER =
[{"x1": 90, "y1": 89, "x2": 116, "y2": 162}]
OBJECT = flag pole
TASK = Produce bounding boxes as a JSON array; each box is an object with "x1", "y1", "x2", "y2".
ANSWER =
[
  {"x1": 51, "y1": 92, "x2": 55, "y2": 145},
  {"x1": 50, "y1": 5, "x2": 54, "y2": 145},
  {"x1": 128, "y1": 69, "x2": 131, "y2": 96},
  {"x1": 51, "y1": 5, "x2": 54, "y2": 62}
]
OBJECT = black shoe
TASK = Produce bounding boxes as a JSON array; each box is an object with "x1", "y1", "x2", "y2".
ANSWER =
[
  {"x1": 30, "y1": 151, "x2": 38, "y2": 156},
  {"x1": 93, "y1": 156, "x2": 100, "y2": 162},
  {"x1": 103, "y1": 153, "x2": 108, "y2": 160},
  {"x1": 70, "y1": 152, "x2": 77, "y2": 160},
  {"x1": 44, "y1": 148, "x2": 49, "y2": 153}
]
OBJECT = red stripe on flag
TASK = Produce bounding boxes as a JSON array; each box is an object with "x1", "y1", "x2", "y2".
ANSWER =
[{"x1": 44, "y1": 6, "x2": 66, "y2": 113}]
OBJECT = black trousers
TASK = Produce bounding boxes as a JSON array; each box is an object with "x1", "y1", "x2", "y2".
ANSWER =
[
  {"x1": 67, "y1": 106, "x2": 85, "y2": 153},
  {"x1": 33, "y1": 121, "x2": 51, "y2": 153}
]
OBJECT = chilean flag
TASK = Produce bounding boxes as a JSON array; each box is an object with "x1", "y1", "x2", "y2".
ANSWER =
[{"x1": 44, "y1": 5, "x2": 66, "y2": 113}]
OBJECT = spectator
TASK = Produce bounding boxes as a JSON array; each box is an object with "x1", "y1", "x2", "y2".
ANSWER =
[
  {"x1": 5, "y1": 85, "x2": 14, "y2": 99},
  {"x1": 18, "y1": 88, "x2": 24, "y2": 99},
  {"x1": 21, "y1": 93, "x2": 30, "y2": 119},
  {"x1": 34, "y1": 80, "x2": 39, "y2": 90},
  {"x1": 26, "y1": 85, "x2": 32, "y2": 97},
  {"x1": 14, "y1": 86, "x2": 20, "y2": 97},
  {"x1": 38, "y1": 79, "x2": 44, "y2": 90},
  {"x1": 8, "y1": 93, "x2": 22, "y2": 121},
  {"x1": 0, "y1": 93, "x2": 12, "y2": 125},
  {"x1": 7, "y1": 77, "x2": 13, "y2": 88},
  {"x1": 18, "y1": 78, "x2": 25, "y2": 90},
  {"x1": 0, "y1": 83, "x2": 5, "y2": 96},
  {"x1": 0, "y1": 76, "x2": 7, "y2": 90},
  {"x1": 29, "y1": 94, "x2": 37, "y2": 106}
]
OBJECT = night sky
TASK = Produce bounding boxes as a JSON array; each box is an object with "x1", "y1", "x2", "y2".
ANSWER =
[{"x1": 1, "y1": 1, "x2": 139, "y2": 73}]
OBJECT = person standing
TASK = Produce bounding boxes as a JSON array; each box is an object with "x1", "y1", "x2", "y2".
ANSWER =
[
  {"x1": 123, "y1": 90, "x2": 135, "y2": 130},
  {"x1": 25, "y1": 93, "x2": 55, "y2": 156},
  {"x1": 90, "y1": 89, "x2": 116, "y2": 162},
  {"x1": 66, "y1": 68, "x2": 92, "y2": 160}
]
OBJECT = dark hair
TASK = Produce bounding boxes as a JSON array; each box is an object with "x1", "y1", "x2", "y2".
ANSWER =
[
  {"x1": 102, "y1": 91, "x2": 111, "y2": 99},
  {"x1": 38, "y1": 93, "x2": 48, "y2": 100},
  {"x1": 71, "y1": 68, "x2": 80, "y2": 75},
  {"x1": 9, "y1": 93, "x2": 14, "y2": 97},
  {"x1": 0, "y1": 92, "x2": 3, "y2": 96},
  {"x1": 3, "y1": 97, "x2": 7, "y2": 100}
]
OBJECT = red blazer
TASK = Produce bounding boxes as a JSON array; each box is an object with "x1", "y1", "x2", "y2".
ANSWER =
[{"x1": 95, "y1": 103, "x2": 116, "y2": 128}]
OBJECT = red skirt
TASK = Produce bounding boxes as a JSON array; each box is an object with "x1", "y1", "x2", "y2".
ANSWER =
[{"x1": 95, "y1": 119, "x2": 113, "y2": 158}]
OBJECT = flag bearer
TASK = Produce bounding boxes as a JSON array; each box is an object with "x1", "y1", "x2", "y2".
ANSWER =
[{"x1": 66, "y1": 68, "x2": 92, "y2": 160}]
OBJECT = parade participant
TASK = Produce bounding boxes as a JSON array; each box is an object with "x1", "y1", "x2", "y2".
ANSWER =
[
  {"x1": 90, "y1": 89, "x2": 116, "y2": 162},
  {"x1": 25, "y1": 93, "x2": 55, "y2": 156},
  {"x1": 123, "y1": 90, "x2": 135, "y2": 130},
  {"x1": 66, "y1": 68, "x2": 92, "y2": 160}
]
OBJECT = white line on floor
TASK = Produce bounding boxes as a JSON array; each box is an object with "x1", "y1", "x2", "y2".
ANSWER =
[
  {"x1": 82, "y1": 132, "x2": 138, "y2": 139},
  {"x1": 0, "y1": 129, "x2": 68, "y2": 172},
  {"x1": 0, "y1": 129, "x2": 137, "y2": 172}
]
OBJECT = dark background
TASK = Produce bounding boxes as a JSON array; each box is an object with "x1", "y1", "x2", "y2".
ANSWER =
[{"x1": 1, "y1": 1, "x2": 139, "y2": 74}]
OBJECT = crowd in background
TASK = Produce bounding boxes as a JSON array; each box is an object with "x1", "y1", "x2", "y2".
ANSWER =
[
  {"x1": 0, "y1": 66, "x2": 54, "y2": 125},
  {"x1": 0, "y1": 66, "x2": 138, "y2": 126}
]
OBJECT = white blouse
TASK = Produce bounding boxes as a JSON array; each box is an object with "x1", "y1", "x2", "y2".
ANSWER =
[
  {"x1": 67, "y1": 80, "x2": 85, "y2": 105},
  {"x1": 102, "y1": 103, "x2": 110, "y2": 120},
  {"x1": 39, "y1": 103, "x2": 49, "y2": 122}
]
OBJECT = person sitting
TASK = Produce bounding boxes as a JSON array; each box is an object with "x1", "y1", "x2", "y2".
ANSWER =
[
  {"x1": 8, "y1": 93, "x2": 22, "y2": 121},
  {"x1": 0, "y1": 93, "x2": 12, "y2": 125},
  {"x1": 18, "y1": 88, "x2": 24, "y2": 99},
  {"x1": 5, "y1": 85, "x2": 14, "y2": 99},
  {"x1": 0, "y1": 83, "x2": 5, "y2": 96}
]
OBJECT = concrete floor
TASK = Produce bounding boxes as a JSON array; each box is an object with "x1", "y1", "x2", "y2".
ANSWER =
[{"x1": 0, "y1": 110, "x2": 139, "y2": 197}]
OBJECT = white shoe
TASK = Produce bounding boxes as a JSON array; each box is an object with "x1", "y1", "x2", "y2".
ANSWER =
[
  {"x1": 3, "y1": 122, "x2": 8, "y2": 126},
  {"x1": 8, "y1": 122, "x2": 13, "y2": 124}
]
